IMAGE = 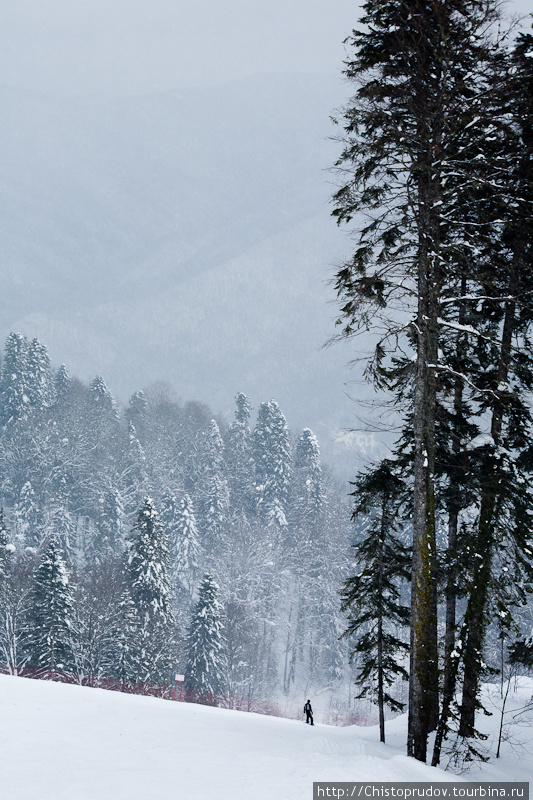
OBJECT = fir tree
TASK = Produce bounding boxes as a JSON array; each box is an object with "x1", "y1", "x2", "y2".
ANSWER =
[
  {"x1": 125, "y1": 390, "x2": 147, "y2": 440},
  {"x1": 198, "y1": 420, "x2": 229, "y2": 542},
  {"x1": 127, "y1": 497, "x2": 172, "y2": 625},
  {"x1": 26, "y1": 338, "x2": 54, "y2": 411},
  {"x1": 126, "y1": 498, "x2": 177, "y2": 683},
  {"x1": 0, "y1": 511, "x2": 26, "y2": 673},
  {"x1": 92, "y1": 489, "x2": 124, "y2": 563},
  {"x1": 226, "y1": 393, "x2": 253, "y2": 514},
  {"x1": 331, "y1": 0, "x2": 505, "y2": 761},
  {"x1": 0, "y1": 333, "x2": 29, "y2": 426},
  {"x1": 253, "y1": 401, "x2": 291, "y2": 525},
  {"x1": 341, "y1": 462, "x2": 410, "y2": 743},
  {"x1": 291, "y1": 428, "x2": 323, "y2": 532},
  {"x1": 27, "y1": 535, "x2": 75, "y2": 671},
  {"x1": 15, "y1": 481, "x2": 41, "y2": 547},
  {"x1": 186, "y1": 574, "x2": 225, "y2": 694},
  {"x1": 173, "y1": 494, "x2": 201, "y2": 595},
  {"x1": 110, "y1": 589, "x2": 142, "y2": 683},
  {"x1": 54, "y1": 364, "x2": 72, "y2": 407}
]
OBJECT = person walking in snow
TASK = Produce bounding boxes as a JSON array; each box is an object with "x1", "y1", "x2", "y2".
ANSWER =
[{"x1": 304, "y1": 699, "x2": 314, "y2": 725}]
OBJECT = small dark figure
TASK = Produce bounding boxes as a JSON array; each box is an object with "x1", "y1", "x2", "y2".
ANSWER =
[{"x1": 304, "y1": 699, "x2": 314, "y2": 725}]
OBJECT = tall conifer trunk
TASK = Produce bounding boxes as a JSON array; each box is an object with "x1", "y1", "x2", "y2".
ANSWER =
[
  {"x1": 459, "y1": 275, "x2": 517, "y2": 736},
  {"x1": 408, "y1": 99, "x2": 441, "y2": 761}
]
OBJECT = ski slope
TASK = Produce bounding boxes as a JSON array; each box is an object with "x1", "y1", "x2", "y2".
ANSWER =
[{"x1": 0, "y1": 675, "x2": 530, "y2": 800}]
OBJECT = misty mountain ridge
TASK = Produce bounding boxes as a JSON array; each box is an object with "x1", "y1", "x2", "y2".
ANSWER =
[{"x1": 0, "y1": 72, "x2": 384, "y2": 474}]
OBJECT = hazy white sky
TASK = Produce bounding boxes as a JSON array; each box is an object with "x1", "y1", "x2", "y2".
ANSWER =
[
  {"x1": 1, "y1": 0, "x2": 357, "y2": 95},
  {"x1": 3, "y1": 0, "x2": 530, "y2": 97}
]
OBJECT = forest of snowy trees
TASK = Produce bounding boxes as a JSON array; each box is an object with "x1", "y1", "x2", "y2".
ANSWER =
[{"x1": 0, "y1": 332, "x2": 353, "y2": 704}]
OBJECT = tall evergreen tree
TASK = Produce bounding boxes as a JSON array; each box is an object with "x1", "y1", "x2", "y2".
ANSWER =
[
  {"x1": 27, "y1": 534, "x2": 75, "y2": 671},
  {"x1": 126, "y1": 498, "x2": 177, "y2": 683},
  {"x1": 186, "y1": 573, "x2": 225, "y2": 694},
  {"x1": 331, "y1": 0, "x2": 505, "y2": 761},
  {"x1": 291, "y1": 428, "x2": 323, "y2": 531},
  {"x1": 253, "y1": 401, "x2": 291, "y2": 525},
  {"x1": 26, "y1": 338, "x2": 54, "y2": 411},
  {"x1": 198, "y1": 420, "x2": 229, "y2": 542},
  {"x1": 92, "y1": 489, "x2": 124, "y2": 563},
  {"x1": 226, "y1": 393, "x2": 253, "y2": 514},
  {"x1": 54, "y1": 364, "x2": 72, "y2": 407},
  {"x1": 341, "y1": 461, "x2": 410, "y2": 743},
  {"x1": 15, "y1": 481, "x2": 41, "y2": 547},
  {"x1": 0, "y1": 333, "x2": 29, "y2": 426},
  {"x1": 173, "y1": 494, "x2": 201, "y2": 595},
  {"x1": 127, "y1": 497, "x2": 172, "y2": 625}
]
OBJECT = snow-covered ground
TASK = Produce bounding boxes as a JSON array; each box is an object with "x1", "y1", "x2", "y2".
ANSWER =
[{"x1": 1, "y1": 675, "x2": 531, "y2": 800}]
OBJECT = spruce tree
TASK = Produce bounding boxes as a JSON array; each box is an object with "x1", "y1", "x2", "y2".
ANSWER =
[
  {"x1": 110, "y1": 589, "x2": 142, "y2": 683},
  {"x1": 26, "y1": 338, "x2": 54, "y2": 411},
  {"x1": 15, "y1": 481, "x2": 41, "y2": 547},
  {"x1": 341, "y1": 461, "x2": 410, "y2": 743},
  {"x1": 27, "y1": 534, "x2": 75, "y2": 671},
  {"x1": 54, "y1": 364, "x2": 72, "y2": 407},
  {"x1": 455, "y1": 23, "x2": 533, "y2": 743},
  {"x1": 198, "y1": 420, "x2": 229, "y2": 542},
  {"x1": 291, "y1": 428, "x2": 324, "y2": 532},
  {"x1": 253, "y1": 401, "x2": 291, "y2": 525},
  {"x1": 0, "y1": 333, "x2": 29, "y2": 426},
  {"x1": 0, "y1": 511, "x2": 27, "y2": 673},
  {"x1": 125, "y1": 390, "x2": 147, "y2": 439},
  {"x1": 127, "y1": 497, "x2": 172, "y2": 625},
  {"x1": 332, "y1": 0, "x2": 504, "y2": 761},
  {"x1": 92, "y1": 489, "x2": 124, "y2": 563},
  {"x1": 186, "y1": 573, "x2": 225, "y2": 694},
  {"x1": 173, "y1": 494, "x2": 201, "y2": 595},
  {"x1": 226, "y1": 393, "x2": 254, "y2": 514},
  {"x1": 127, "y1": 498, "x2": 177, "y2": 683}
]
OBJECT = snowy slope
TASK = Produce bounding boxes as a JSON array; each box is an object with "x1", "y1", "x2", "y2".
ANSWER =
[{"x1": 3, "y1": 675, "x2": 531, "y2": 800}]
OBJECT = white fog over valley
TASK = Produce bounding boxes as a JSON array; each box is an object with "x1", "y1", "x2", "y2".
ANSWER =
[
  {"x1": 1, "y1": 0, "x2": 530, "y2": 472},
  {"x1": 0, "y1": 0, "x2": 375, "y2": 475}
]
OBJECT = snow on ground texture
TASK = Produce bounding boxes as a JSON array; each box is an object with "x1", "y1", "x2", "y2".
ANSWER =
[{"x1": 0, "y1": 675, "x2": 530, "y2": 800}]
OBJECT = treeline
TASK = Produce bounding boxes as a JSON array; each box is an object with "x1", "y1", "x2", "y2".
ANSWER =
[
  {"x1": 333, "y1": 0, "x2": 533, "y2": 766},
  {"x1": 0, "y1": 332, "x2": 351, "y2": 700}
]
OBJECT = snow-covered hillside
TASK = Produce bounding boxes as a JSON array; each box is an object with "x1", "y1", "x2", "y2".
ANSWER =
[{"x1": 1, "y1": 675, "x2": 531, "y2": 800}]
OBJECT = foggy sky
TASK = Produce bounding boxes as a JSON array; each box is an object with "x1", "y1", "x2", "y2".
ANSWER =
[{"x1": 1, "y1": 0, "x2": 360, "y2": 95}]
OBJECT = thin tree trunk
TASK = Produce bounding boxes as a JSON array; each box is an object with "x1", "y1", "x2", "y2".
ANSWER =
[
  {"x1": 432, "y1": 284, "x2": 469, "y2": 766},
  {"x1": 377, "y1": 612, "x2": 385, "y2": 743},
  {"x1": 378, "y1": 506, "x2": 386, "y2": 744},
  {"x1": 459, "y1": 276, "x2": 517, "y2": 737}
]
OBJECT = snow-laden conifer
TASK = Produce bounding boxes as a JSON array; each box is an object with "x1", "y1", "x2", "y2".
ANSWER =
[
  {"x1": 173, "y1": 494, "x2": 201, "y2": 594},
  {"x1": 15, "y1": 481, "x2": 41, "y2": 547},
  {"x1": 226, "y1": 393, "x2": 253, "y2": 514},
  {"x1": 198, "y1": 420, "x2": 229, "y2": 541},
  {"x1": 291, "y1": 428, "x2": 323, "y2": 530},
  {"x1": 27, "y1": 534, "x2": 75, "y2": 671},
  {"x1": 253, "y1": 400, "x2": 291, "y2": 524},
  {"x1": 186, "y1": 573, "x2": 225, "y2": 694},
  {"x1": 127, "y1": 497, "x2": 172, "y2": 625},
  {"x1": 54, "y1": 364, "x2": 72, "y2": 406},
  {"x1": 92, "y1": 489, "x2": 124, "y2": 563},
  {"x1": 341, "y1": 461, "x2": 410, "y2": 744},
  {"x1": 26, "y1": 338, "x2": 54, "y2": 410},
  {"x1": 0, "y1": 333, "x2": 30, "y2": 426}
]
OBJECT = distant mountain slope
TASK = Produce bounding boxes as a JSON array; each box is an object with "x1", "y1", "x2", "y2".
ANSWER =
[{"x1": 0, "y1": 74, "x2": 381, "y2": 471}]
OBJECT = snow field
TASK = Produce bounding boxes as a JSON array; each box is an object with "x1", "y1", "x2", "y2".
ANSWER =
[{"x1": 0, "y1": 675, "x2": 531, "y2": 800}]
